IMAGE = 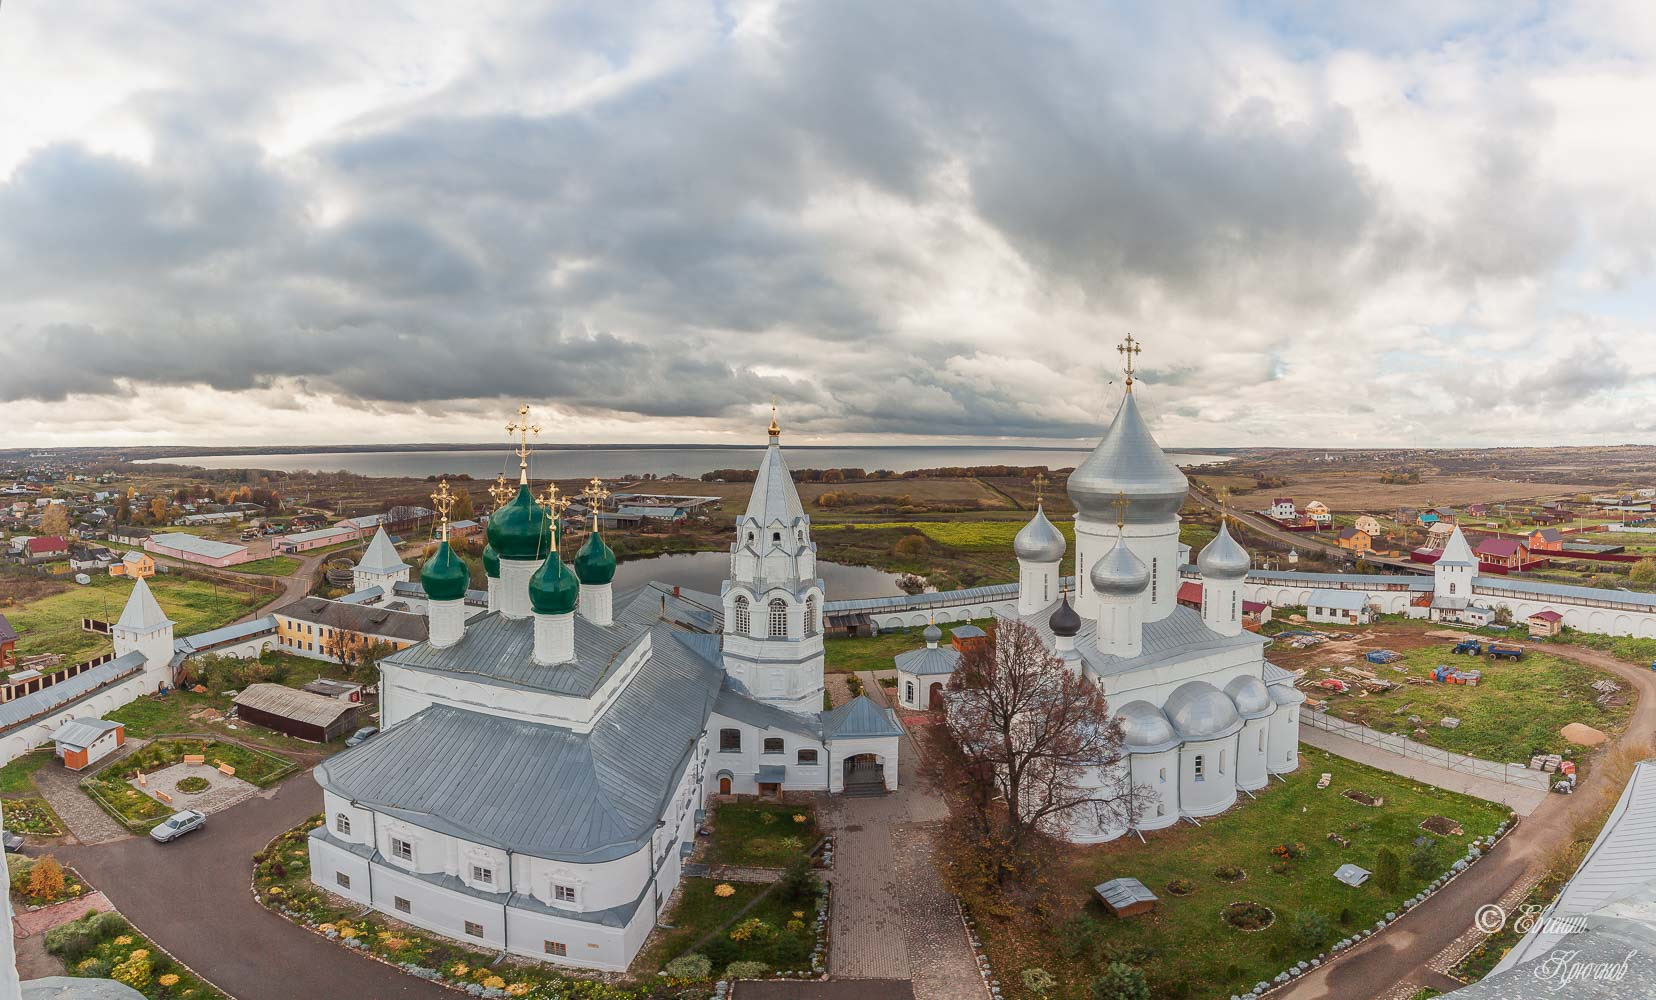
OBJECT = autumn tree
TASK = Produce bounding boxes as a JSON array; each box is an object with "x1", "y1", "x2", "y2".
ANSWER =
[
  {"x1": 27, "y1": 856, "x2": 65, "y2": 900},
  {"x1": 37, "y1": 503, "x2": 69, "y2": 537},
  {"x1": 449, "y1": 487, "x2": 475, "y2": 523},
  {"x1": 148, "y1": 497, "x2": 169, "y2": 523},
  {"x1": 943, "y1": 618, "x2": 1147, "y2": 870}
]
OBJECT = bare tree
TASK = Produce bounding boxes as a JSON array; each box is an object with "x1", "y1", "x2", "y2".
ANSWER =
[{"x1": 943, "y1": 618, "x2": 1147, "y2": 864}]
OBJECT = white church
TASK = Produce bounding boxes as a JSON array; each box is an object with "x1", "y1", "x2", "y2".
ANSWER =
[{"x1": 306, "y1": 413, "x2": 902, "y2": 972}]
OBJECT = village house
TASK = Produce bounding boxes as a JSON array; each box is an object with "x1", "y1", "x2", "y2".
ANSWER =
[
  {"x1": 0, "y1": 614, "x2": 15, "y2": 670},
  {"x1": 1302, "y1": 500, "x2": 1331, "y2": 525},
  {"x1": 1269, "y1": 497, "x2": 1296, "y2": 519},
  {"x1": 272, "y1": 596, "x2": 428, "y2": 662},
  {"x1": 108, "y1": 550, "x2": 155, "y2": 579},
  {"x1": 1474, "y1": 537, "x2": 1532, "y2": 571},
  {"x1": 1334, "y1": 526, "x2": 1373, "y2": 555},
  {"x1": 22, "y1": 536, "x2": 68, "y2": 564},
  {"x1": 1527, "y1": 609, "x2": 1564, "y2": 638},
  {"x1": 1307, "y1": 589, "x2": 1371, "y2": 625},
  {"x1": 1354, "y1": 514, "x2": 1383, "y2": 537},
  {"x1": 1519, "y1": 527, "x2": 1564, "y2": 551}
]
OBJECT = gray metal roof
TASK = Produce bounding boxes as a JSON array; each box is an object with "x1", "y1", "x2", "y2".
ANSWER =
[
  {"x1": 22, "y1": 978, "x2": 146, "y2": 1000},
  {"x1": 756, "y1": 764, "x2": 786, "y2": 783},
  {"x1": 1115, "y1": 700, "x2": 1178, "y2": 752},
  {"x1": 744, "y1": 441, "x2": 806, "y2": 523},
  {"x1": 356, "y1": 527, "x2": 409, "y2": 574},
  {"x1": 1333, "y1": 864, "x2": 1371, "y2": 887},
  {"x1": 1223, "y1": 674, "x2": 1272, "y2": 718},
  {"x1": 0, "y1": 652, "x2": 146, "y2": 735},
  {"x1": 1065, "y1": 392, "x2": 1188, "y2": 523},
  {"x1": 1238, "y1": 569, "x2": 1433, "y2": 591},
  {"x1": 173, "y1": 616, "x2": 276, "y2": 656},
  {"x1": 822, "y1": 696, "x2": 903, "y2": 739},
  {"x1": 386, "y1": 606, "x2": 646, "y2": 698},
  {"x1": 52, "y1": 717, "x2": 123, "y2": 750},
  {"x1": 0, "y1": 613, "x2": 15, "y2": 643},
  {"x1": 893, "y1": 645, "x2": 961, "y2": 677},
  {"x1": 1309, "y1": 589, "x2": 1369, "y2": 611},
  {"x1": 148, "y1": 532, "x2": 247, "y2": 560},
  {"x1": 116, "y1": 578, "x2": 171, "y2": 631},
  {"x1": 1015, "y1": 601, "x2": 1263, "y2": 681},
  {"x1": 713, "y1": 681, "x2": 822, "y2": 738},
  {"x1": 1012, "y1": 505, "x2": 1066, "y2": 563},
  {"x1": 1474, "y1": 575, "x2": 1656, "y2": 611},
  {"x1": 1197, "y1": 522, "x2": 1250, "y2": 579},
  {"x1": 1262, "y1": 661, "x2": 1298, "y2": 686},
  {"x1": 234, "y1": 683, "x2": 359, "y2": 728},
  {"x1": 275, "y1": 596, "x2": 428, "y2": 643},
  {"x1": 1091, "y1": 535, "x2": 1151, "y2": 596},
  {"x1": 1437, "y1": 526, "x2": 1477, "y2": 565},
  {"x1": 1094, "y1": 877, "x2": 1157, "y2": 909},
  {"x1": 1163, "y1": 680, "x2": 1243, "y2": 740},
  {"x1": 316, "y1": 618, "x2": 725, "y2": 863}
]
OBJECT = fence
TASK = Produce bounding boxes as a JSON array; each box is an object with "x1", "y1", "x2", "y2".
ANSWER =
[{"x1": 1303, "y1": 711, "x2": 1551, "y2": 791}]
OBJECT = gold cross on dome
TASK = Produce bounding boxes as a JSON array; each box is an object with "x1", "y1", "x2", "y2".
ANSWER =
[
  {"x1": 536, "y1": 481, "x2": 573, "y2": 551},
  {"x1": 580, "y1": 477, "x2": 610, "y2": 531},
  {"x1": 1032, "y1": 472, "x2": 1049, "y2": 506},
  {"x1": 506, "y1": 404, "x2": 541, "y2": 483},
  {"x1": 1113, "y1": 490, "x2": 1131, "y2": 529},
  {"x1": 1117, "y1": 334, "x2": 1142, "y2": 391},
  {"x1": 768, "y1": 397, "x2": 781, "y2": 438},
  {"x1": 487, "y1": 473, "x2": 513, "y2": 508},
  {"x1": 430, "y1": 479, "x2": 456, "y2": 541}
]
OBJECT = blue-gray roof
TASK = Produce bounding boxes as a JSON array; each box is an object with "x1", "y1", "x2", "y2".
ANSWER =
[
  {"x1": 1234, "y1": 568, "x2": 1433, "y2": 591},
  {"x1": 316, "y1": 617, "x2": 724, "y2": 863},
  {"x1": 1309, "y1": 589, "x2": 1369, "y2": 611},
  {"x1": 713, "y1": 681, "x2": 821, "y2": 738},
  {"x1": 1473, "y1": 575, "x2": 1656, "y2": 612},
  {"x1": 173, "y1": 616, "x2": 277, "y2": 656},
  {"x1": 53, "y1": 717, "x2": 123, "y2": 750},
  {"x1": 1017, "y1": 601, "x2": 1262, "y2": 680},
  {"x1": 0, "y1": 652, "x2": 147, "y2": 735},
  {"x1": 822, "y1": 696, "x2": 902, "y2": 740},
  {"x1": 384, "y1": 604, "x2": 650, "y2": 699},
  {"x1": 893, "y1": 645, "x2": 960, "y2": 676}
]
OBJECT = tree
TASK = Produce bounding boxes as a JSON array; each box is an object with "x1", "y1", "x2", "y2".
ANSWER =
[
  {"x1": 943, "y1": 618, "x2": 1148, "y2": 866},
  {"x1": 449, "y1": 487, "x2": 475, "y2": 523},
  {"x1": 27, "y1": 856, "x2": 65, "y2": 900},
  {"x1": 337, "y1": 633, "x2": 395, "y2": 684},
  {"x1": 1374, "y1": 847, "x2": 1401, "y2": 891},
  {"x1": 38, "y1": 503, "x2": 70, "y2": 537},
  {"x1": 148, "y1": 497, "x2": 169, "y2": 523},
  {"x1": 1091, "y1": 963, "x2": 1149, "y2": 1000}
]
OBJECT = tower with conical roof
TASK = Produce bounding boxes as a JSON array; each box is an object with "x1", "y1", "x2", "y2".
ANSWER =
[
  {"x1": 486, "y1": 406, "x2": 552, "y2": 620},
  {"x1": 1066, "y1": 336, "x2": 1188, "y2": 624},
  {"x1": 722, "y1": 406, "x2": 825, "y2": 714},
  {"x1": 112, "y1": 576, "x2": 174, "y2": 686},
  {"x1": 353, "y1": 526, "x2": 411, "y2": 593},
  {"x1": 422, "y1": 480, "x2": 472, "y2": 649},
  {"x1": 1198, "y1": 520, "x2": 1250, "y2": 637},
  {"x1": 1434, "y1": 525, "x2": 1477, "y2": 604}
]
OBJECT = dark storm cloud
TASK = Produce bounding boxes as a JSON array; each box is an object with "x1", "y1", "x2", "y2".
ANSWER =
[{"x1": 0, "y1": 0, "x2": 1592, "y2": 439}]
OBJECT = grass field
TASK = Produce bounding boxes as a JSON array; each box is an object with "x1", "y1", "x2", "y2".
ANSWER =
[
  {"x1": 974, "y1": 746, "x2": 1511, "y2": 999},
  {"x1": 825, "y1": 622, "x2": 988, "y2": 674},
  {"x1": 1301, "y1": 644, "x2": 1632, "y2": 761},
  {"x1": 223, "y1": 555, "x2": 301, "y2": 576},
  {"x1": 1, "y1": 573, "x2": 263, "y2": 662},
  {"x1": 702, "y1": 801, "x2": 820, "y2": 867},
  {"x1": 0, "y1": 749, "x2": 55, "y2": 795}
]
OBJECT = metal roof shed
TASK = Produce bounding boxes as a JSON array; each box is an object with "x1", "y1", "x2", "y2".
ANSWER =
[
  {"x1": 233, "y1": 683, "x2": 361, "y2": 742},
  {"x1": 1094, "y1": 877, "x2": 1158, "y2": 917},
  {"x1": 1333, "y1": 864, "x2": 1371, "y2": 887}
]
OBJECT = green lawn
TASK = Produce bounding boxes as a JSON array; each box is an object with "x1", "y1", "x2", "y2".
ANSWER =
[
  {"x1": 223, "y1": 555, "x2": 301, "y2": 576},
  {"x1": 2, "y1": 574, "x2": 262, "y2": 662},
  {"x1": 634, "y1": 877, "x2": 822, "y2": 980},
  {"x1": 702, "y1": 802, "x2": 819, "y2": 867},
  {"x1": 973, "y1": 746, "x2": 1511, "y2": 999},
  {"x1": 0, "y1": 749, "x2": 55, "y2": 795},
  {"x1": 1311, "y1": 644, "x2": 1633, "y2": 761},
  {"x1": 825, "y1": 622, "x2": 989, "y2": 674}
]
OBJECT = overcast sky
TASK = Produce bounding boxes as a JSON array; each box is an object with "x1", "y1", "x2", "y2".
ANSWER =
[{"x1": 3, "y1": 1, "x2": 1655, "y2": 449}]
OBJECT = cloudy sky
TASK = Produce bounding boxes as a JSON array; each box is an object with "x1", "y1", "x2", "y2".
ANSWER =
[{"x1": 4, "y1": 1, "x2": 1655, "y2": 449}]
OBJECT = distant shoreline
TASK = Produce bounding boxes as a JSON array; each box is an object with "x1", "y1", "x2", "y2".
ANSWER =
[{"x1": 124, "y1": 441, "x2": 1250, "y2": 460}]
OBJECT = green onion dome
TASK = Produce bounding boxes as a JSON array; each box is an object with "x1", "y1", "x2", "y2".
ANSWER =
[
  {"x1": 574, "y1": 530, "x2": 616, "y2": 585},
  {"x1": 528, "y1": 551, "x2": 580, "y2": 616},
  {"x1": 486, "y1": 484, "x2": 549, "y2": 561},
  {"x1": 420, "y1": 540, "x2": 470, "y2": 602},
  {"x1": 482, "y1": 544, "x2": 500, "y2": 579}
]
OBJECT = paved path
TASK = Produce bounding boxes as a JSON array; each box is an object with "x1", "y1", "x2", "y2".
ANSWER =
[
  {"x1": 1277, "y1": 640, "x2": 1656, "y2": 999},
  {"x1": 11, "y1": 890, "x2": 113, "y2": 938},
  {"x1": 1297, "y1": 723, "x2": 1549, "y2": 814},
  {"x1": 738, "y1": 982, "x2": 915, "y2": 1000},
  {"x1": 53, "y1": 775, "x2": 453, "y2": 1000},
  {"x1": 32, "y1": 757, "x2": 131, "y2": 846}
]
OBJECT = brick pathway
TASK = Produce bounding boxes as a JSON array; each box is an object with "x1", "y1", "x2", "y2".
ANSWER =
[
  {"x1": 738, "y1": 981, "x2": 915, "y2": 999},
  {"x1": 702, "y1": 864, "x2": 786, "y2": 884},
  {"x1": 32, "y1": 757, "x2": 131, "y2": 846},
  {"x1": 11, "y1": 891, "x2": 113, "y2": 938}
]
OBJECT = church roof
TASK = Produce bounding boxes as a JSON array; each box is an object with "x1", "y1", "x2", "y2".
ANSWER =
[
  {"x1": 1012, "y1": 505, "x2": 1066, "y2": 563},
  {"x1": 315, "y1": 618, "x2": 726, "y2": 864},
  {"x1": 116, "y1": 578, "x2": 171, "y2": 631},
  {"x1": 1437, "y1": 526, "x2": 1477, "y2": 565},
  {"x1": 356, "y1": 527, "x2": 408, "y2": 575},
  {"x1": 894, "y1": 644, "x2": 961, "y2": 677},
  {"x1": 713, "y1": 680, "x2": 822, "y2": 738},
  {"x1": 1016, "y1": 602, "x2": 1263, "y2": 681},
  {"x1": 744, "y1": 440, "x2": 805, "y2": 523},
  {"x1": 822, "y1": 696, "x2": 903, "y2": 740},
  {"x1": 1065, "y1": 392, "x2": 1188, "y2": 524}
]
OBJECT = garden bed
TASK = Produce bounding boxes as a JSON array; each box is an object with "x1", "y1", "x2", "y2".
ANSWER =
[
  {"x1": 82, "y1": 738, "x2": 296, "y2": 830},
  {"x1": 3, "y1": 795, "x2": 64, "y2": 836},
  {"x1": 9, "y1": 854, "x2": 89, "y2": 907},
  {"x1": 45, "y1": 909, "x2": 226, "y2": 999},
  {"x1": 635, "y1": 876, "x2": 824, "y2": 982},
  {"x1": 701, "y1": 801, "x2": 820, "y2": 868}
]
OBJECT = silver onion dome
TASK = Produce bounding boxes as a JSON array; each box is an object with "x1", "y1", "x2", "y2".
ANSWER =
[
  {"x1": 1223, "y1": 674, "x2": 1272, "y2": 718},
  {"x1": 1090, "y1": 535, "x2": 1151, "y2": 597},
  {"x1": 1198, "y1": 521, "x2": 1250, "y2": 580},
  {"x1": 1065, "y1": 392, "x2": 1188, "y2": 523},
  {"x1": 922, "y1": 622, "x2": 942, "y2": 644},
  {"x1": 1114, "y1": 700, "x2": 1178, "y2": 750},
  {"x1": 1013, "y1": 504, "x2": 1067, "y2": 563},
  {"x1": 1164, "y1": 680, "x2": 1243, "y2": 740}
]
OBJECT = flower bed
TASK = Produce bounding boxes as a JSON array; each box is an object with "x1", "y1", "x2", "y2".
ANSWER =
[
  {"x1": 3, "y1": 796, "x2": 63, "y2": 836},
  {"x1": 1213, "y1": 865, "x2": 1247, "y2": 883},
  {"x1": 1223, "y1": 901, "x2": 1276, "y2": 931},
  {"x1": 254, "y1": 817, "x2": 717, "y2": 998},
  {"x1": 638, "y1": 875, "x2": 825, "y2": 981},
  {"x1": 83, "y1": 738, "x2": 295, "y2": 830},
  {"x1": 45, "y1": 909, "x2": 226, "y2": 999},
  {"x1": 9, "y1": 855, "x2": 88, "y2": 907},
  {"x1": 176, "y1": 776, "x2": 212, "y2": 794}
]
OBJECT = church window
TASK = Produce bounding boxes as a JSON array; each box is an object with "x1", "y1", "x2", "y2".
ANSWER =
[
  {"x1": 1193, "y1": 754, "x2": 1205, "y2": 781},
  {"x1": 719, "y1": 729, "x2": 742, "y2": 753},
  {"x1": 394, "y1": 896, "x2": 411, "y2": 913},
  {"x1": 471, "y1": 865, "x2": 494, "y2": 885},
  {"x1": 334, "y1": 813, "x2": 351, "y2": 836},
  {"x1": 798, "y1": 748, "x2": 818, "y2": 765},
  {"x1": 763, "y1": 737, "x2": 784, "y2": 754},
  {"x1": 1156, "y1": 802, "x2": 1165, "y2": 817},
  {"x1": 1232, "y1": 592, "x2": 1237, "y2": 620},
  {"x1": 391, "y1": 838, "x2": 414, "y2": 863},
  {"x1": 905, "y1": 682, "x2": 915, "y2": 704},
  {"x1": 805, "y1": 595, "x2": 818, "y2": 636},
  {"x1": 1152, "y1": 558, "x2": 1158, "y2": 601},
  {"x1": 733, "y1": 597, "x2": 750, "y2": 635},
  {"x1": 1218, "y1": 750, "x2": 1226, "y2": 774},
  {"x1": 1258, "y1": 729, "x2": 1265, "y2": 752},
  {"x1": 335, "y1": 872, "x2": 351, "y2": 889},
  {"x1": 769, "y1": 599, "x2": 788, "y2": 637},
  {"x1": 772, "y1": 531, "x2": 781, "y2": 543},
  {"x1": 545, "y1": 941, "x2": 568, "y2": 957},
  {"x1": 554, "y1": 884, "x2": 577, "y2": 903},
  {"x1": 746, "y1": 531, "x2": 754, "y2": 545},
  {"x1": 464, "y1": 921, "x2": 484, "y2": 938},
  {"x1": 1450, "y1": 582, "x2": 1457, "y2": 595},
  {"x1": 1158, "y1": 767, "x2": 1166, "y2": 782},
  {"x1": 797, "y1": 529, "x2": 805, "y2": 542}
]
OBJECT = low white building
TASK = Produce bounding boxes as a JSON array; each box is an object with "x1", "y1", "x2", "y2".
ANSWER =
[
  {"x1": 1307, "y1": 589, "x2": 1371, "y2": 625},
  {"x1": 893, "y1": 623, "x2": 960, "y2": 710}
]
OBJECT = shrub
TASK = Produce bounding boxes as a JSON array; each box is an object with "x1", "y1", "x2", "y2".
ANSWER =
[
  {"x1": 45, "y1": 912, "x2": 128, "y2": 963},
  {"x1": 177, "y1": 776, "x2": 211, "y2": 794},
  {"x1": 26, "y1": 856, "x2": 65, "y2": 900},
  {"x1": 892, "y1": 535, "x2": 928, "y2": 557},
  {"x1": 663, "y1": 954, "x2": 712, "y2": 980},
  {"x1": 1294, "y1": 910, "x2": 1333, "y2": 948},
  {"x1": 1374, "y1": 847, "x2": 1402, "y2": 892},
  {"x1": 728, "y1": 917, "x2": 776, "y2": 943},
  {"x1": 1022, "y1": 967, "x2": 1058, "y2": 996},
  {"x1": 1091, "y1": 962, "x2": 1151, "y2": 1000},
  {"x1": 1212, "y1": 865, "x2": 1245, "y2": 882},
  {"x1": 1338, "y1": 906, "x2": 1354, "y2": 925},
  {"x1": 1165, "y1": 878, "x2": 1195, "y2": 896},
  {"x1": 1409, "y1": 841, "x2": 1438, "y2": 879},
  {"x1": 1057, "y1": 915, "x2": 1102, "y2": 961},
  {"x1": 781, "y1": 856, "x2": 817, "y2": 901},
  {"x1": 724, "y1": 960, "x2": 770, "y2": 979},
  {"x1": 1222, "y1": 901, "x2": 1275, "y2": 931},
  {"x1": 112, "y1": 953, "x2": 152, "y2": 991}
]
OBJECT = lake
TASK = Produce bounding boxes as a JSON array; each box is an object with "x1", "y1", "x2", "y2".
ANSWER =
[
  {"x1": 612, "y1": 551, "x2": 908, "y2": 601},
  {"x1": 142, "y1": 445, "x2": 1231, "y2": 480}
]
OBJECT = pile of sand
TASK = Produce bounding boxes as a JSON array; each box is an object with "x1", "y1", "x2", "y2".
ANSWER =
[{"x1": 1561, "y1": 722, "x2": 1608, "y2": 747}]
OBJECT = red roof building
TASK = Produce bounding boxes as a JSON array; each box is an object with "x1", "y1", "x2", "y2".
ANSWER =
[{"x1": 23, "y1": 536, "x2": 68, "y2": 561}]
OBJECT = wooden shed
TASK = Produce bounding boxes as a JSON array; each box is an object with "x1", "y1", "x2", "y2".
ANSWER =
[
  {"x1": 54, "y1": 718, "x2": 125, "y2": 771},
  {"x1": 1094, "y1": 877, "x2": 1158, "y2": 918},
  {"x1": 233, "y1": 683, "x2": 361, "y2": 742}
]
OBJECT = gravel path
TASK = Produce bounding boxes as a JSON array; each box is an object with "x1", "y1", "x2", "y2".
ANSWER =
[{"x1": 32, "y1": 755, "x2": 133, "y2": 847}]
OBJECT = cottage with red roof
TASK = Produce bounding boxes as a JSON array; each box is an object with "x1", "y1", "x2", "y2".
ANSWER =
[
  {"x1": 22, "y1": 535, "x2": 67, "y2": 564},
  {"x1": 1528, "y1": 609, "x2": 1564, "y2": 638}
]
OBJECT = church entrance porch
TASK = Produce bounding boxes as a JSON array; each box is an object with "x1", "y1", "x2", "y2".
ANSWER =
[
  {"x1": 842, "y1": 753, "x2": 886, "y2": 795},
  {"x1": 927, "y1": 682, "x2": 944, "y2": 710}
]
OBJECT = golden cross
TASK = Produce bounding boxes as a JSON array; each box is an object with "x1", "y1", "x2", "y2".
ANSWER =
[
  {"x1": 505, "y1": 403, "x2": 541, "y2": 483},
  {"x1": 536, "y1": 482, "x2": 573, "y2": 552},
  {"x1": 1117, "y1": 334, "x2": 1142, "y2": 391},
  {"x1": 430, "y1": 479, "x2": 456, "y2": 542},
  {"x1": 1112, "y1": 490, "x2": 1131, "y2": 529},
  {"x1": 580, "y1": 477, "x2": 611, "y2": 531},
  {"x1": 487, "y1": 473, "x2": 513, "y2": 508},
  {"x1": 768, "y1": 397, "x2": 781, "y2": 438},
  {"x1": 1032, "y1": 472, "x2": 1049, "y2": 506}
]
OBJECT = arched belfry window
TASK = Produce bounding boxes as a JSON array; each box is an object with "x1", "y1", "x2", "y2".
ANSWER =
[
  {"x1": 772, "y1": 531, "x2": 781, "y2": 543},
  {"x1": 733, "y1": 596, "x2": 751, "y2": 634},
  {"x1": 805, "y1": 594, "x2": 819, "y2": 636},
  {"x1": 768, "y1": 598, "x2": 788, "y2": 637}
]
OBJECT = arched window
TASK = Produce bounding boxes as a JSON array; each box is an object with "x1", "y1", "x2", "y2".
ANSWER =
[
  {"x1": 763, "y1": 737, "x2": 784, "y2": 754},
  {"x1": 805, "y1": 594, "x2": 818, "y2": 636},
  {"x1": 732, "y1": 596, "x2": 750, "y2": 635},
  {"x1": 905, "y1": 682, "x2": 914, "y2": 703},
  {"x1": 772, "y1": 531, "x2": 781, "y2": 543},
  {"x1": 335, "y1": 813, "x2": 351, "y2": 836},
  {"x1": 746, "y1": 531, "x2": 754, "y2": 545},
  {"x1": 797, "y1": 529, "x2": 805, "y2": 542},
  {"x1": 769, "y1": 599, "x2": 788, "y2": 637}
]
